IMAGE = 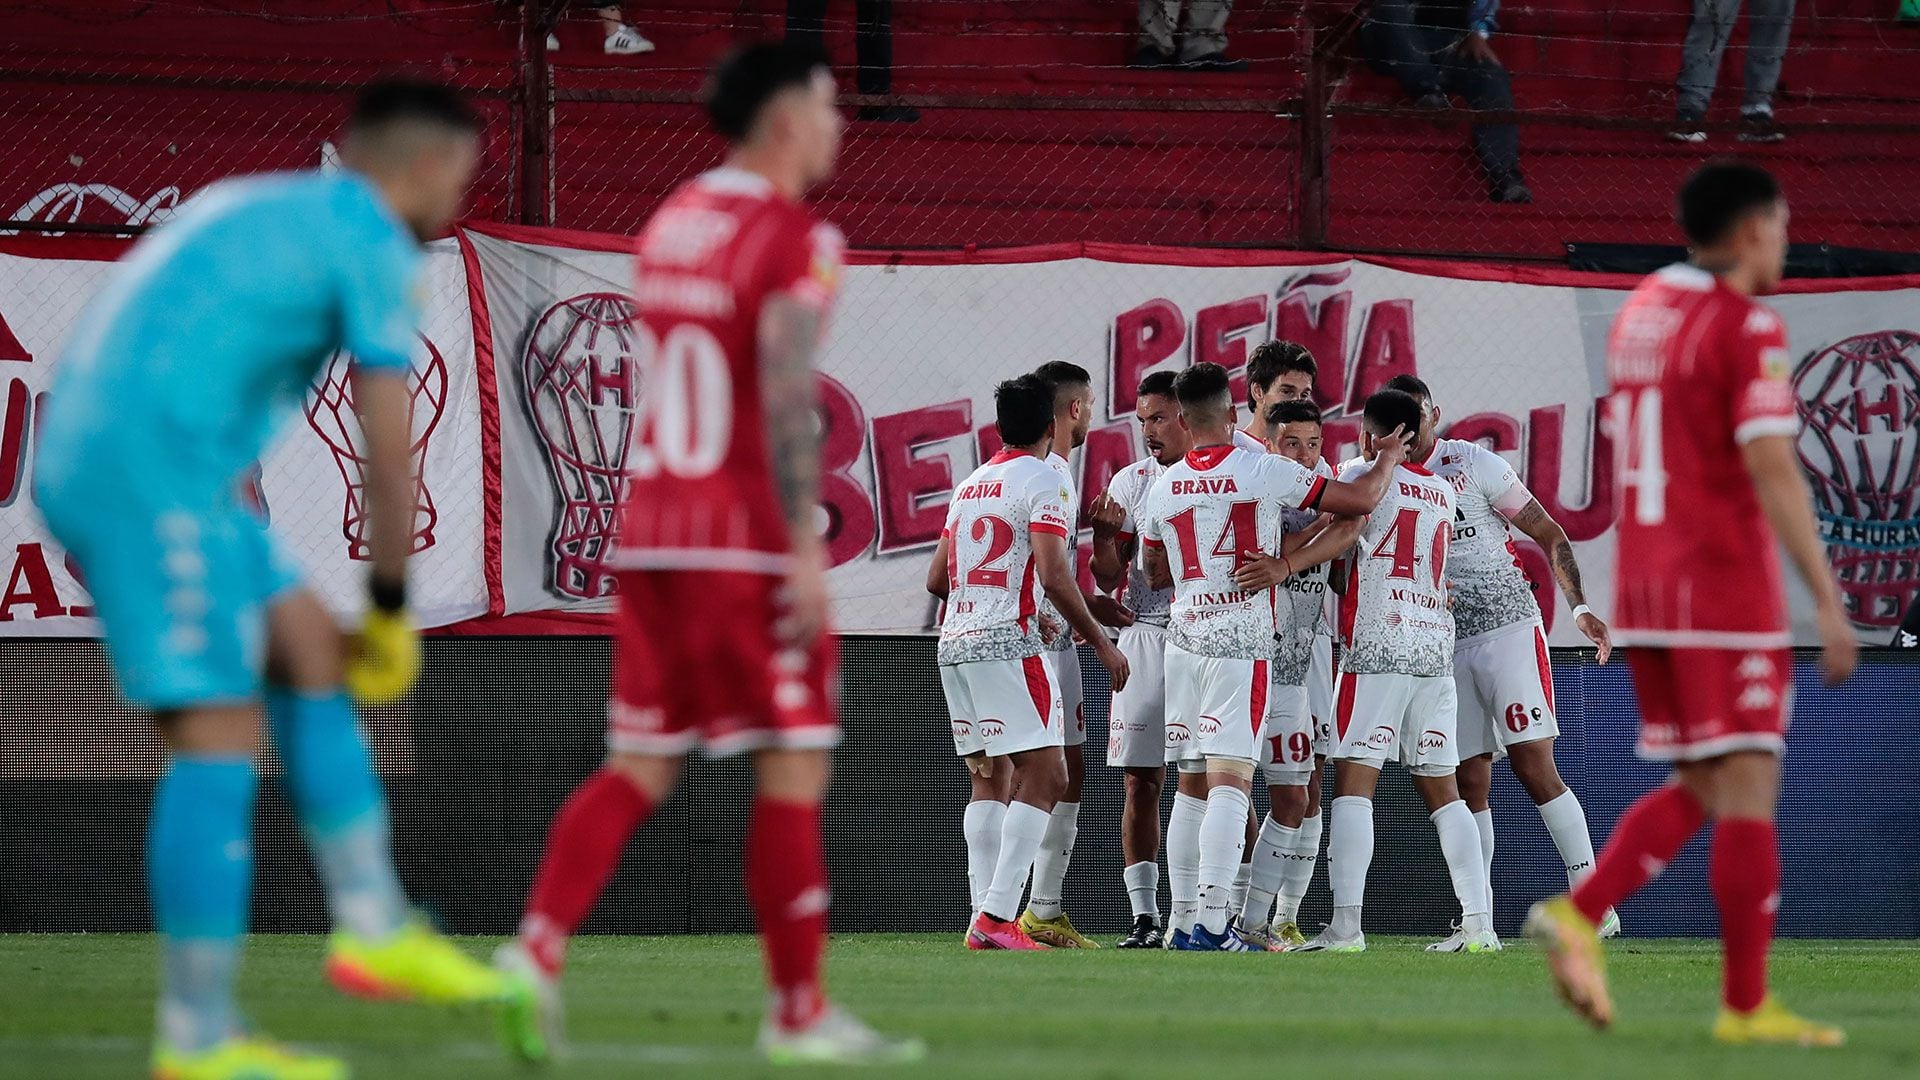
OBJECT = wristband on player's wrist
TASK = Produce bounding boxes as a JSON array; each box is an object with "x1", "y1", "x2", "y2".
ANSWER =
[
  {"x1": 369, "y1": 575, "x2": 407, "y2": 614},
  {"x1": 1571, "y1": 603, "x2": 1594, "y2": 621}
]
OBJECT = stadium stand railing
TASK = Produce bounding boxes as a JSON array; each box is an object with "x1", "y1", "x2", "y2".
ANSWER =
[{"x1": 7, "y1": 1, "x2": 1918, "y2": 258}]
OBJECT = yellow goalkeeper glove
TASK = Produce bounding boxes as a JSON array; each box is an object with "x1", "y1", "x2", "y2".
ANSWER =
[{"x1": 346, "y1": 591, "x2": 420, "y2": 705}]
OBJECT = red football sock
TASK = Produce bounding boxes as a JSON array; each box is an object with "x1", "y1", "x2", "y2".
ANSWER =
[
  {"x1": 520, "y1": 768, "x2": 655, "y2": 976},
  {"x1": 1710, "y1": 818, "x2": 1779, "y2": 1013},
  {"x1": 745, "y1": 796, "x2": 829, "y2": 1032},
  {"x1": 1571, "y1": 784, "x2": 1705, "y2": 924}
]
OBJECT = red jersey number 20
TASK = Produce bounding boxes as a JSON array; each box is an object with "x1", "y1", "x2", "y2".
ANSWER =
[{"x1": 627, "y1": 323, "x2": 733, "y2": 480}]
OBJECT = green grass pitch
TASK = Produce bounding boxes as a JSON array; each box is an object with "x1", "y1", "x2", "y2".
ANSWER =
[{"x1": 3, "y1": 933, "x2": 1917, "y2": 1079}]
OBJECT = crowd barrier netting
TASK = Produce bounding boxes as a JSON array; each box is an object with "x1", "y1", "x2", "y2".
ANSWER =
[{"x1": 3, "y1": 639, "x2": 1916, "y2": 938}]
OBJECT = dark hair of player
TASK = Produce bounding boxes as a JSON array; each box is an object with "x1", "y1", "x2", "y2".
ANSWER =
[
  {"x1": 1246, "y1": 341, "x2": 1317, "y2": 404},
  {"x1": 994, "y1": 374, "x2": 1056, "y2": 448},
  {"x1": 1383, "y1": 374, "x2": 1431, "y2": 404},
  {"x1": 348, "y1": 79, "x2": 483, "y2": 136},
  {"x1": 1173, "y1": 361, "x2": 1232, "y2": 409},
  {"x1": 1362, "y1": 389, "x2": 1422, "y2": 438},
  {"x1": 704, "y1": 41, "x2": 831, "y2": 142},
  {"x1": 1677, "y1": 160, "x2": 1781, "y2": 247},
  {"x1": 1034, "y1": 360, "x2": 1092, "y2": 412},
  {"x1": 1137, "y1": 369, "x2": 1178, "y2": 401},
  {"x1": 1264, "y1": 399, "x2": 1323, "y2": 429}
]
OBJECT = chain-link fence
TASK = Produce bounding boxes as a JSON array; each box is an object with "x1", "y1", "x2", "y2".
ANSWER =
[{"x1": 5, "y1": 1, "x2": 1918, "y2": 257}]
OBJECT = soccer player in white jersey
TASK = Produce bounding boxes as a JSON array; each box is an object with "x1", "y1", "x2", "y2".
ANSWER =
[
  {"x1": 1087, "y1": 370, "x2": 1190, "y2": 948},
  {"x1": 1240, "y1": 340, "x2": 1319, "y2": 444},
  {"x1": 1302, "y1": 389, "x2": 1496, "y2": 954},
  {"x1": 1232, "y1": 400, "x2": 1360, "y2": 949},
  {"x1": 1381, "y1": 375, "x2": 1622, "y2": 950},
  {"x1": 927, "y1": 374, "x2": 1130, "y2": 950},
  {"x1": 1139, "y1": 363, "x2": 1404, "y2": 951},
  {"x1": 1220, "y1": 341, "x2": 1316, "y2": 908},
  {"x1": 1018, "y1": 360, "x2": 1133, "y2": 947}
]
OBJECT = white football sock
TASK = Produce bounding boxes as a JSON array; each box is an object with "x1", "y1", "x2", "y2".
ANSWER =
[
  {"x1": 1166, "y1": 792, "x2": 1206, "y2": 934},
  {"x1": 1123, "y1": 860, "x2": 1160, "y2": 922},
  {"x1": 1276, "y1": 812, "x2": 1321, "y2": 924},
  {"x1": 1241, "y1": 815, "x2": 1293, "y2": 928},
  {"x1": 1431, "y1": 800, "x2": 1491, "y2": 932},
  {"x1": 1473, "y1": 807, "x2": 1496, "y2": 918},
  {"x1": 961, "y1": 800, "x2": 1006, "y2": 912},
  {"x1": 1024, "y1": 800, "x2": 1079, "y2": 920},
  {"x1": 1196, "y1": 785, "x2": 1251, "y2": 936},
  {"x1": 1231, "y1": 861, "x2": 1252, "y2": 918},
  {"x1": 1538, "y1": 789, "x2": 1598, "y2": 887},
  {"x1": 981, "y1": 801, "x2": 1051, "y2": 922},
  {"x1": 1328, "y1": 796, "x2": 1374, "y2": 937}
]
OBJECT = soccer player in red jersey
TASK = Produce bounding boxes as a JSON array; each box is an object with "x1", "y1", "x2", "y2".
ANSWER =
[
  {"x1": 1526, "y1": 161, "x2": 1857, "y2": 1046},
  {"x1": 495, "y1": 43, "x2": 923, "y2": 1065}
]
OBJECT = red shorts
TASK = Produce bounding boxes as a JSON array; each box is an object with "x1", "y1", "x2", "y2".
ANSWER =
[
  {"x1": 607, "y1": 569, "x2": 840, "y2": 757},
  {"x1": 1628, "y1": 647, "x2": 1792, "y2": 762}
]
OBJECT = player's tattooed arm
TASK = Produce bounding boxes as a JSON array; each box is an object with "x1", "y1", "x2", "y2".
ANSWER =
[
  {"x1": 1506, "y1": 500, "x2": 1586, "y2": 606},
  {"x1": 1143, "y1": 543, "x2": 1173, "y2": 591},
  {"x1": 759, "y1": 295, "x2": 833, "y2": 647},
  {"x1": 759, "y1": 295, "x2": 825, "y2": 537},
  {"x1": 1507, "y1": 498, "x2": 1613, "y2": 663}
]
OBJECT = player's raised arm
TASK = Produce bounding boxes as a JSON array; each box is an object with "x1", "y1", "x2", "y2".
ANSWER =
[
  {"x1": 1033, "y1": 529, "x2": 1129, "y2": 691},
  {"x1": 1087, "y1": 490, "x2": 1132, "y2": 596},
  {"x1": 1742, "y1": 434, "x2": 1856, "y2": 684},
  {"x1": 1313, "y1": 425, "x2": 1410, "y2": 516}
]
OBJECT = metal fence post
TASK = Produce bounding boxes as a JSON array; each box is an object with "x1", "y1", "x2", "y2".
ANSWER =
[
  {"x1": 519, "y1": 0, "x2": 554, "y2": 227},
  {"x1": 1298, "y1": 25, "x2": 1331, "y2": 251}
]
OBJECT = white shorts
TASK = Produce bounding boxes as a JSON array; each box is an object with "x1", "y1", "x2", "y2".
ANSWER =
[
  {"x1": 941, "y1": 655, "x2": 1064, "y2": 758},
  {"x1": 1454, "y1": 619, "x2": 1560, "y2": 760},
  {"x1": 1045, "y1": 645, "x2": 1087, "y2": 747},
  {"x1": 1330, "y1": 670, "x2": 1459, "y2": 777},
  {"x1": 1107, "y1": 623, "x2": 1168, "y2": 769},
  {"x1": 1165, "y1": 643, "x2": 1268, "y2": 765},
  {"x1": 1260, "y1": 683, "x2": 1315, "y2": 786},
  {"x1": 1308, "y1": 633, "x2": 1335, "y2": 757}
]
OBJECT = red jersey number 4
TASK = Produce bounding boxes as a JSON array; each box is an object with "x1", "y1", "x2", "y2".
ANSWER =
[{"x1": 1165, "y1": 501, "x2": 1260, "y2": 581}]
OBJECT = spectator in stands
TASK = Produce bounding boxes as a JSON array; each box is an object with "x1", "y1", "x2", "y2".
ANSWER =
[
  {"x1": 788, "y1": 0, "x2": 917, "y2": 121},
  {"x1": 545, "y1": 4, "x2": 654, "y2": 56},
  {"x1": 1363, "y1": 0, "x2": 1530, "y2": 204},
  {"x1": 1133, "y1": 1, "x2": 1246, "y2": 71},
  {"x1": 1670, "y1": 0, "x2": 1792, "y2": 143}
]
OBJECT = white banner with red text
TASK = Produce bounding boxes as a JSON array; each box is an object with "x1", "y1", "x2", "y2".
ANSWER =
[{"x1": 3, "y1": 229, "x2": 1915, "y2": 644}]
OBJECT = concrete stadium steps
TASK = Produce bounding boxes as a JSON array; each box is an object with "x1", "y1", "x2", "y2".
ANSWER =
[
  {"x1": 552, "y1": 0, "x2": 1308, "y2": 98},
  {"x1": 552, "y1": 101, "x2": 1301, "y2": 244},
  {"x1": 1324, "y1": 124, "x2": 1920, "y2": 255}
]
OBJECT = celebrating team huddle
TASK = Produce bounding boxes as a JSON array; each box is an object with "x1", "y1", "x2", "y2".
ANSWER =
[{"x1": 931, "y1": 343, "x2": 1618, "y2": 954}]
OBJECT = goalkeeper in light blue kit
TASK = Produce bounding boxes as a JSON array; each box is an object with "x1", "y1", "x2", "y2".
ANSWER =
[{"x1": 34, "y1": 81, "x2": 543, "y2": 1080}]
